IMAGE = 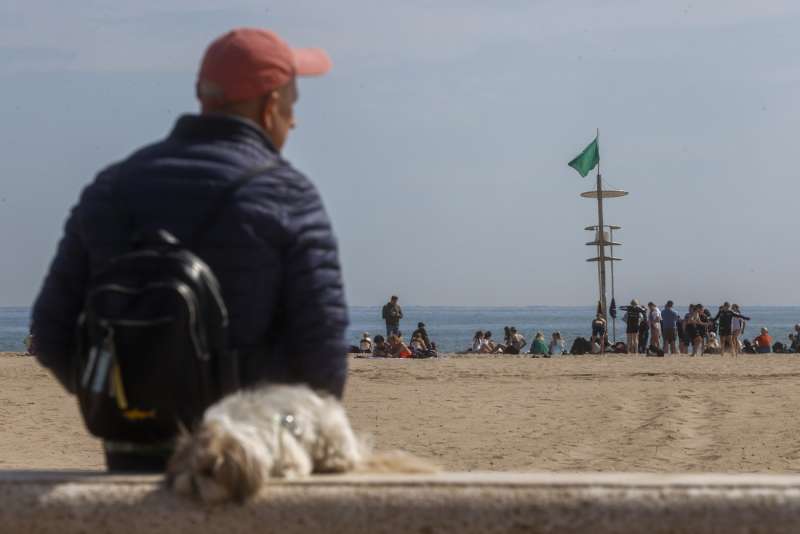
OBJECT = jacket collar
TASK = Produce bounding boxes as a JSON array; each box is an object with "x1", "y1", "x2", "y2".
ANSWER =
[{"x1": 169, "y1": 113, "x2": 278, "y2": 154}]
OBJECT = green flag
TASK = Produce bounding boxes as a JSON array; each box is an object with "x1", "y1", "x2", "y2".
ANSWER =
[{"x1": 568, "y1": 136, "x2": 600, "y2": 177}]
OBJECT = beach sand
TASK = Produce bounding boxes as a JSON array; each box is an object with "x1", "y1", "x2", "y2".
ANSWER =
[{"x1": 2, "y1": 351, "x2": 800, "y2": 472}]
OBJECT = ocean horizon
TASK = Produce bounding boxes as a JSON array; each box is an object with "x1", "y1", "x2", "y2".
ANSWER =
[{"x1": 2, "y1": 305, "x2": 799, "y2": 353}]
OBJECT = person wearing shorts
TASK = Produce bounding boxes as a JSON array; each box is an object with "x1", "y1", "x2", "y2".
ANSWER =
[
  {"x1": 591, "y1": 314, "x2": 607, "y2": 354},
  {"x1": 625, "y1": 299, "x2": 643, "y2": 354},
  {"x1": 660, "y1": 300, "x2": 679, "y2": 354},
  {"x1": 687, "y1": 305, "x2": 709, "y2": 356}
]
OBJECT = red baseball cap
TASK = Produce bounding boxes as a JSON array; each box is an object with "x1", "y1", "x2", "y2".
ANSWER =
[{"x1": 196, "y1": 28, "x2": 332, "y2": 105}]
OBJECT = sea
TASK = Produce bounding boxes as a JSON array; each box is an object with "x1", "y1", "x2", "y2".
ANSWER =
[{"x1": 2, "y1": 306, "x2": 799, "y2": 353}]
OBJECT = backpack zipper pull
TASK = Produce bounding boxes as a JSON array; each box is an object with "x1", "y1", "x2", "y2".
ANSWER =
[{"x1": 91, "y1": 326, "x2": 114, "y2": 394}]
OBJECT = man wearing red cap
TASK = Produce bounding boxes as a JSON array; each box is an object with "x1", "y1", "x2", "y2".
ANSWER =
[{"x1": 31, "y1": 29, "x2": 347, "y2": 471}]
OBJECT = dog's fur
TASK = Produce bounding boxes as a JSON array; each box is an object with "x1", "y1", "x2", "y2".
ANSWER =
[{"x1": 167, "y1": 384, "x2": 435, "y2": 503}]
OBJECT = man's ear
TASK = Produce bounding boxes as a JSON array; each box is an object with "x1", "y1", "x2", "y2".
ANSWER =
[{"x1": 260, "y1": 91, "x2": 280, "y2": 131}]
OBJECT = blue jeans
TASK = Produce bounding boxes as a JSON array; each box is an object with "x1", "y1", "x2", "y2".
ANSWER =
[
  {"x1": 386, "y1": 323, "x2": 400, "y2": 337},
  {"x1": 756, "y1": 346, "x2": 771, "y2": 354}
]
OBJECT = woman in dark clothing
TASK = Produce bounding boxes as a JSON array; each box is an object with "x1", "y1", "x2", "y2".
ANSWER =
[
  {"x1": 624, "y1": 300, "x2": 645, "y2": 354},
  {"x1": 687, "y1": 305, "x2": 710, "y2": 356},
  {"x1": 638, "y1": 318, "x2": 650, "y2": 354},
  {"x1": 711, "y1": 302, "x2": 751, "y2": 356}
]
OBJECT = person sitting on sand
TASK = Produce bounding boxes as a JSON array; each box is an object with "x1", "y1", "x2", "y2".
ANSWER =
[
  {"x1": 591, "y1": 314, "x2": 607, "y2": 355},
  {"x1": 530, "y1": 332, "x2": 548, "y2": 357},
  {"x1": 412, "y1": 322, "x2": 431, "y2": 350},
  {"x1": 506, "y1": 327, "x2": 527, "y2": 354},
  {"x1": 359, "y1": 332, "x2": 373, "y2": 353},
  {"x1": 410, "y1": 333, "x2": 438, "y2": 358},
  {"x1": 483, "y1": 331, "x2": 503, "y2": 353},
  {"x1": 372, "y1": 335, "x2": 390, "y2": 357},
  {"x1": 754, "y1": 328, "x2": 772, "y2": 354},
  {"x1": 388, "y1": 334, "x2": 413, "y2": 358},
  {"x1": 705, "y1": 332, "x2": 721, "y2": 354},
  {"x1": 548, "y1": 332, "x2": 565, "y2": 356},
  {"x1": 472, "y1": 331, "x2": 487, "y2": 353},
  {"x1": 24, "y1": 333, "x2": 35, "y2": 356},
  {"x1": 410, "y1": 333, "x2": 428, "y2": 356}
]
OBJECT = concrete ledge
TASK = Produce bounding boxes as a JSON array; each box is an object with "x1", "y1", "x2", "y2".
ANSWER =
[{"x1": 4, "y1": 471, "x2": 800, "y2": 533}]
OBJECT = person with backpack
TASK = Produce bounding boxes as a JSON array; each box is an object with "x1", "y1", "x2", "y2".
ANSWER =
[{"x1": 30, "y1": 28, "x2": 347, "y2": 472}]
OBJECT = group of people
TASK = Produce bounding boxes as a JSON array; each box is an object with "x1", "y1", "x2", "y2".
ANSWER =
[
  {"x1": 611, "y1": 300, "x2": 795, "y2": 356},
  {"x1": 351, "y1": 321, "x2": 438, "y2": 359},
  {"x1": 371, "y1": 295, "x2": 799, "y2": 359},
  {"x1": 469, "y1": 328, "x2": 566, "y2": 357}
]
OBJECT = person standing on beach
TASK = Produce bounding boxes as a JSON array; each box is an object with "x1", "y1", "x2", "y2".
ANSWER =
[
  {"x1": 30, "y1": 28, "x2": 347, "y2": 471},
  {"x1": 729, "y1": 304, "x2": 747, "y2": 355},
  {"x1": 591, "y1": 314, "x2": 607, "y2": 355},
  {"x1": 790, "y1": 323, "x2": 800, "y2": 353},
  {"x1": 686, "y1": 305, "x2": 709, "y2": 356},
  {"x1": 712, "y1": 302, "x2": 750, "y2": 356},
  {"x1": 382, "y1": 295, "x2": 403, "y2": 337},
  {"x1": 647, "y1": 302, "x2": 662, "y2": 350},
  {"x1": 624, "y1": 300, "x2": 644, "y2": 354},
  {"x1": 661, "y1": 300, "x2": 680, "y2": 355}
]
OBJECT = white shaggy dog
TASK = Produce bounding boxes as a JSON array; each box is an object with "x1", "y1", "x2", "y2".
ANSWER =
[{"x1": 167, "y1": 384, "x2": 434, "y2": 503}]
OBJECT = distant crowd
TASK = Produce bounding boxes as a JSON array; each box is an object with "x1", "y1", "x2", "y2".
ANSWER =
[
  {"x1": 602, "y1": 300, "x2": 800, "y2": 356},
  {"x1": 348, "y1": 295, "x2": 800, "y2": 358}
]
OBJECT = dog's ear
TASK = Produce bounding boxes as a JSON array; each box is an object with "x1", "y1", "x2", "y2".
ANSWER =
[
  {"x1": 165, "y1": 430, "x2": 195, "y2": 489},
  {"x1": 213, "y1": 433, "x2": 264, "y2": 503}
]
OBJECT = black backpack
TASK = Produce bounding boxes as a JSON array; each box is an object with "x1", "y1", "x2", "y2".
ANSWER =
[{"x1": 74, "y1": 166, "x2": 270, "y2": 443}]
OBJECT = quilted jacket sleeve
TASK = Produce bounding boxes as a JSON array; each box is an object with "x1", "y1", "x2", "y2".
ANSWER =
[
  {"x1": 279, "y1": 174, "x2": 349, "y2": 398},
  {"x1": 30, "y1": 199, "x2": 91, "y2": 393}
]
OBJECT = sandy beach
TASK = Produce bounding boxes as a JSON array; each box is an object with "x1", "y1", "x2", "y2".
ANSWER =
[{"x1": 2, "y1": 351, "x2": 800, "y2": 473}]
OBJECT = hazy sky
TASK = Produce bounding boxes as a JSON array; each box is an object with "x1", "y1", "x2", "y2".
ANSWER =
[{"x1": 1, "y1": 1, "x2": 800, "y2": 307}]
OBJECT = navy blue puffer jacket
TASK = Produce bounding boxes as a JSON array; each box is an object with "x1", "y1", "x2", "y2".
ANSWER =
[{"x1": 31, "y1": 114, "x2": 349, "y2": 397}]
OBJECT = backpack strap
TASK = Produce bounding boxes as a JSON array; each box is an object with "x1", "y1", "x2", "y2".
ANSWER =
[{"x1": 187, "y1": 162, "x2": 278, "y2": 246}]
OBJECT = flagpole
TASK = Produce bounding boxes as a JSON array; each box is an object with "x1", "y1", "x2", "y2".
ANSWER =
[
  {"x1": 609, "y1": 227, "x2": 617, "y2": 343},
  {"x1": 595, "y1": 128, "x2": 607, "y2": 322}
]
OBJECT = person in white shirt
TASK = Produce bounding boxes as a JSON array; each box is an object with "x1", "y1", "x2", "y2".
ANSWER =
[
  {"x1": 359, "y1": 332, "x2": 373, "y2": 353},
  {"x1": 729, "y1": 304, "x2": 747, "y2": 356},
  {"x1": 647, "y1": 302, "x2": 662, "y2": 349},
  {"x1": 472, "y1": 331, "x2": 487, "y2": 353},
  {"x1": 549, "y1": 332, "x2": 565, "y2": 356}
]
